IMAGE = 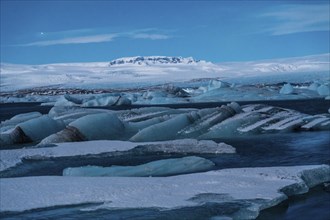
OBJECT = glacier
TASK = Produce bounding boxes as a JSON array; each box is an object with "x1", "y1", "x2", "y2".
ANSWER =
[
  {"x1": 1, "y1": 54, "x2": 329, "y2": 104},
  {"x1": 1, "y1": 165, "x2": 329, "y2": 219}
]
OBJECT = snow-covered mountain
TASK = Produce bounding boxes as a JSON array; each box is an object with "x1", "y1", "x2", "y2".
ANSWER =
[
  {"x1": 0, "y1": 54, "x2": 329, "y2": 92},
  {"x1": 109, "y1": 56, "x2": 202, "y2": 65}
]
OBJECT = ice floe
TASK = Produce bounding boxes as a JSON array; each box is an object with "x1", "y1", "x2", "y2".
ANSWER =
[
  {"x1": 0, "y1": 139, "x2": 234, "y2": 173},
  {"x1": 1, "y1": 165, "x2": 329, "y2": 217}
]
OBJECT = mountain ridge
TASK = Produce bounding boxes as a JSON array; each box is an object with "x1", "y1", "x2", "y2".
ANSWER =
[{"x1": 109, "y1": 56, "x2": 203, "y2": 66}]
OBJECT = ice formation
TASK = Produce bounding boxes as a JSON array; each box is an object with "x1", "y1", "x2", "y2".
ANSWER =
[
  {"x1": 0, "y1": 112, "x2": 42, "y2": 132},
  {"x1": 0, "y1": 139, "x2": 234, "y2": 173},
  {"x1": 317, "y1": 84, "x2": 330, "y2": 96},
  {"x1": 0, "y1": 115, "x2": 65, "y2": 146},
  {"x1": 63, "y1": 156, "x2": 215, "y2": 177},
  {"x1": 1, "y1": 165, "x2": 329, "y2": 217},
  {"x1": 279, "y1": 83, "x2": 294, "y2": 95},
  {"x1": 1, "y1": 102, "x2": 329, "y2": 147}
]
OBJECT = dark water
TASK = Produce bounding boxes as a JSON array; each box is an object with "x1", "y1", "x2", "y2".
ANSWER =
[
  {"x1": 1, "y1": 100, "x2": 330, "y2": 219},
  {"x1": 257, "y1": 185, "x2": 330, "y2": 220},
  {"x1": 0, "y1": 103, "x2": 51, "y2": 122}
]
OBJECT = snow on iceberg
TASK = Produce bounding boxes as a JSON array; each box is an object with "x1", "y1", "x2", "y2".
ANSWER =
[
  {"x1": 1, "y1": 165, "x2": 329, "y2": 216},
  {"x1": 63, "y1": 156, "x2": 215, "y2": 177}
]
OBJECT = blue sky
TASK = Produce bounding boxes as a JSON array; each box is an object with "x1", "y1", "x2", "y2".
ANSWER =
[{"x1": 1, "y1": 0, "x2": 329, "y2": 64}]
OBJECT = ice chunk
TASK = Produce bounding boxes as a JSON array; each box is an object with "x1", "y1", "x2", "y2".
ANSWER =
[
  {"x1": 1, "y1": 165, "x2": 329, "y2": 213},
  {"x1": 48, "y1": 106, "x2": 109, "y2": 124},
  {"x1": 142, "y1": 90, "x2": 167, "y2": 100},
  {"x1": 130, "y1": 103, "x2": 240, "y2": 142},
  {"x1": 40, "y1": 112, "x2": 125, "y2": 145},
  {"x1": 125, "y1": 114, "x2": 173, "y2": 137},
  {"x1": 207, "y1": 80, "x2": 230, "y2": 90},
  {"x1": 308, "y1": 82, "x2": 320, "y2": 91},
  {"x1": 301, "y1": 116, "x2": 330, "y2": 130},
  {"x1": 0, "y1": 115, "x2": 65, "y2": 146},
  {"x1": 64, "y1": 94, "x2": 83, "y2": 104},
  {"x1": 0, "y1": 112, "x2": 42, "y2": 132},
  {"x1": 63, "y1": 156, "x2": 215, "y2": 177},
  {"x1": 0, "y1": 139, "x2": 234, "y2": 173},
  {"x1": 82, "y1": 95, "x2": 131, "y2": 107},
  {"x1": 130, "y1": 113, "x2": 196, "y2": 141},
  {"x1": 279, "y1": 83, "x2": 294, "y2": 95},
  {"x1": 317, "y1": 84, "x2": 330, "y2": 96},
  {"x1": 18, "y1": 115, "x2": 65, "y2": 141},
  {"x1": 200, "y1": 112, "x2": 261, "y2": 138},
  {"x1": 68, "y1": 113, "x2": 125, "y2": 140},
  {"x1": 262, "y1": 116, "x2": 304, "y2": 132}
]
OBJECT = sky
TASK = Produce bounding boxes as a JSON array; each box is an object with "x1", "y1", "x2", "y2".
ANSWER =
[{"x1": 1, "y1": 0, "x2": 329, "y2": 64}]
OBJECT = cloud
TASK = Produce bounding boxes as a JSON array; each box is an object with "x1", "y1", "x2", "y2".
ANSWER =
[
  {"x1": 22, "y1": 34, "x2": 117, "y2": 46},
  {"x1": 20, "y1": 28, "x2": 172, "y2": 47},
  {"x1": 131, "y1": 33, "x2": 170, "y2": 40},
  {"x1": 262, "y1": 4, "x2": 329, "y2": 35}
]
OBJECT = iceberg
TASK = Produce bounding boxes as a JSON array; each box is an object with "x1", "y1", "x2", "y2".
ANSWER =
[
  {"x1": 69, "y1": 113, "x2": 125, "y2": 140},
  {"x1": 81, "y1": 95, "x2": 131, "y2": 107},
  {"x1": 279, "y1": 83, "x2": 294, "y2": 95},
  {"x1": 308, "y1": 82, "x2": 320, "y2": 91},
  {"x1": 63, "y1": 156, "x2": 215, "y2": 177},
  {"x1": 0, "y1": 115, "x2": 65, "y2": 146},
  {"x1": 39, "y1": 112, "x2": 125, "y2": 145},
  {"x1": 317, "y1": 84, "x2": 330, "y2": 96},
  {"x1": 1, "y1": 165, "x2": 329, "y2": 216},
  {"x1": 130, "y1": 102, "x2": 241, "y2": 142},
  {"x1": 0, "y1": 112, "x2": 42, "y2": 132},
  {"x1": 3, "y1": 102, "x2": 330, "y2": 147},
  {"x1": 207, "y1": 80, "x2": 230, "y2": 90}
]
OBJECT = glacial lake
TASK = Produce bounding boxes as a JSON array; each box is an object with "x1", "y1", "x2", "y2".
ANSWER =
[{"x1": 0, "y1": 99, "x2": 329, "y2": 219}]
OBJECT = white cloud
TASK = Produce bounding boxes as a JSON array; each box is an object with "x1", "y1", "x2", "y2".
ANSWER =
[
  {"x1": 19, "y1": 28, "x2": 172, "y2": 47},
  {"x1": 262, "y1": 4, "x2": 329, "y2": 35},
  {"x1": 22, "y1": 34, "x2": 117, "y2": 46},
  {"x1": 131, "y1": 33, "x2": 170, "y2": 40}
]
